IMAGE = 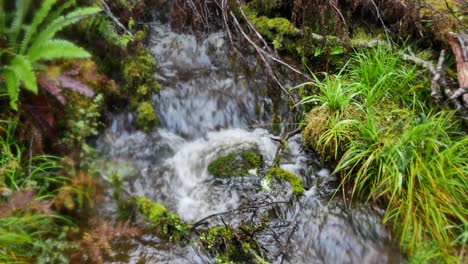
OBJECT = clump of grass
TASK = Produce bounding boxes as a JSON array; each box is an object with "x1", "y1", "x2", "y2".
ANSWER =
[
  {"x1": 349, "y1": 45, "x2": 420, "y2": 106},
  {"x1": 301, "y1": 44, "x2": 467, "y2": 262},
  {"x1": 299, "y1": 72, "x2": 359, "y2": 113}
]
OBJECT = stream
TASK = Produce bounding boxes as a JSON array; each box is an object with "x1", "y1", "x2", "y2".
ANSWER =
[{"x1": 95, "y1": 17, "x2": 402, "y2": 264}]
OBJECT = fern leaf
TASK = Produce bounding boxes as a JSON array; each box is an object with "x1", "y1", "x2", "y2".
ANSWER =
[
  {"x1": 2, "y1": 69, "x2": 20, "y2": 110},
  {"x1": 27, "y1": 7, "x2": 101, "y2": 59},
  {"x1": 20, "y1": 0, "x2": 58, "y2": 54},
  {"x1": 28, "y1": 39, "x2": 91, "y2": 61},
  {"x1": 45, "y1": 0, "x2": 77, "y2": 25},
  {"x1": 10, "y1": 55, "x2": 37, "y2": 94},
  {"x1": 0, "y1": 0, "x2": 6, "y2": 32},
  {"x1": 8, "y1": 0, "x2": 31, "y2": 50}
]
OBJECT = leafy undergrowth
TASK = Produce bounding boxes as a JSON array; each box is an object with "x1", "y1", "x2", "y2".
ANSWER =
[{"x1": 301, "y1": 45, "x2": 467, "y2": 263}]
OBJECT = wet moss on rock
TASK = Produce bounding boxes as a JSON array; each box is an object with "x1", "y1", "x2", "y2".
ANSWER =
[
  {"x1": 266, "y1": 168, "x2": 304, "y2": 195},
  {"x1": 137, "y1": 196, "x2": 188, "y2": 240},
  {"x1": 135, "y1": 101, "x2": 158, "y2": 132},
  {"x1": 207, "y1": 149, "x2": 262, "y2": 178},
  {"x1": 244, "y1": 7, "x2": 300, "y2": 53},
  {"x1": 123, "y1": 48, "x2": 158, "y2": 91}
]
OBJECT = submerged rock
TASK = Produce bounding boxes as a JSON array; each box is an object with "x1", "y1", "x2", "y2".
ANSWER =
[{"x1": 207, "y1": 149, "x2": 262, "y2": 178}]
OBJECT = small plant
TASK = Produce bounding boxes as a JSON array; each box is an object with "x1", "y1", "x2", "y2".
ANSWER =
[{"x1": 0, "y1": 0, "x2": 100, "y2": 110}]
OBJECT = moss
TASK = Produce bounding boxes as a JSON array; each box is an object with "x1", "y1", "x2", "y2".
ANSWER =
[
  {"x1": 266, "y1": 168, "x2": 304, "y2": 195},
  {"x1": 302, "y1": 107, "x2": 331, "y2": 150},
  {"x1": 135, "y1": 101, "x2": 157, "y2": 132},
  {"x1": 134, "y1": 30, "x2": 146, "y2": 42},
  {"x1": 123, "y1": 48, "x2": 159, "y2": 92},
  {"x1": 207, "y1": 149, "x2": 262, "y2": 178},
  {"x1": 244, "y1": 6, "x2": 300, "y2": 53},
  {"x1": 200, "y1": 226, "x2": 234, "y2": 250},
  {"x1": 200, "y1": 224, "x2": 267, "y2": 264},
  {"x1": 137, "y1": 196, "x2": 188, "y2": 240}
]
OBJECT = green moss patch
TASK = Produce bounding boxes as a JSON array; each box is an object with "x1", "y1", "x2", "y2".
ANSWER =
[
  {"x1": 207, "y1": 149, "x2": 262, "y2": 178},
  {"x1": 137, "y1": 196, "x2": 188, "y2": 240},
  {"x1": 135, "y1": 101, "x2": 158, "y2": 132},
  {"x1": 266, "y1": 168, "x2": 304, "y2": 195}
]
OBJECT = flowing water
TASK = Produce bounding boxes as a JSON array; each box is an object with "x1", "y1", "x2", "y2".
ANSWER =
[{"x1": 96, "y1": 19, "x2": 402, "y2": 264}]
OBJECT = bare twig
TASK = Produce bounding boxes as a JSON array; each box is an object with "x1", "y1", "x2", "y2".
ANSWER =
[
  {"x1": 229, "y1": 11, "x2": 300, "y2": 105},
  {"x1": 100, "y1": 0, "x2": 133, "y2": 37},
  {"x1": 401, "y1": 53, "x2": 435, "y2": 74},
  {"x1": 192, "y1": 201, "x2": 287, "y2": 228}
]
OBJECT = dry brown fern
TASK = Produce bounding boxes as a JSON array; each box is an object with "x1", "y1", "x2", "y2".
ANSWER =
[{"x1": 69, "y1": 218, "x2": 141, "y2": 264}]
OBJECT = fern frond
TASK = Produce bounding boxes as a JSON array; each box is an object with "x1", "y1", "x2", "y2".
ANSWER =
[
  {"x1": 27, "y1": 6, "x2": 101, "y2": 59},
  {"x1": 45, "y1": 0, "x2": 77, "y2": 24},
  {"x1": 97, "y1": 16, "x2": 119, "y2": 43},
  {"x1": 28, "y1": 39, "x2": 91, "y2": 61},
  {"x1": 9, "y1": 55, "x2": 37, "y2": 94},
  {"x1": 20, "y1": 0, "x2": 58, "y2": 54},
  {"x1": 8, "y1": 0, "x2": 31, "y2": 50},
  {"x1": 2, "y1": 69, "x2": 20, "y2": 110},
  {"x1": 0, "y1": 0, "x2": 6, "y2": 33}
]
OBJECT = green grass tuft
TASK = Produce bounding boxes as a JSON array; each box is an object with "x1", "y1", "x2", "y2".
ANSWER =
[{"x1": 301, "y1": 44, "x2": 467, "y2": 262}]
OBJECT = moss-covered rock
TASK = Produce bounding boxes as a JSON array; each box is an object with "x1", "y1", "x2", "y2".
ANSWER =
[
  {"x1": 244, "y1": 7, "x2": 300, "y2": 53},
  {"x1": 137, "y1": 196, "x2": 188, "y2": 240},
  {"x1": 123, "y1": 49, "x2": 157, "y2": 89},
  {"x1": 135, "y1": 101, "x2": 158, "y2": 132},
  {"x1": 207, "y1": 149, "x2": 262, "y2": 178},
  {"x1": 265, "y1": 168, "x2": 304, "y2": 195}
]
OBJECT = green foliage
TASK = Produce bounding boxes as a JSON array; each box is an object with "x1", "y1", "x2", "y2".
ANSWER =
[
  {"x1": 0, "y1": 0, "x2": 100, "y2": 110},
  {"x1": 61, "y1": 94, "x2": 102, "y2": 149},
  {"x1": 0, "y1": 121, "x2": 66, "y2": 196},
  {"x1": 348, "y1": 45, "x2": 420, "y2": 106},
  {"x1": 78, "y1": 13, "x2": 132, "y2": 48},
  {"x1": 265, "y1": 168, "x2": 304, "y2": 195},
  {"x1": 0, "y1": 214, "x2": 70, "y2": 263},
  {"x1": 137, "y1": 196, "x2": 188, "y2": 240},
  {"x1": 207, "y1": 149, "x2": 262, "y2": 178}
]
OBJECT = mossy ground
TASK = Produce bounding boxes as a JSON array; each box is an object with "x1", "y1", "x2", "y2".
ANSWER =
[{"x1": 207, "y1": 149, "x2": 262, "y2": 178}]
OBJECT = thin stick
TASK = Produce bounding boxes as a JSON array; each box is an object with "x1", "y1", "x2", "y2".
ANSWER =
[{"x1": 100, "y1": 0, "x2": 133, "y2": 37}]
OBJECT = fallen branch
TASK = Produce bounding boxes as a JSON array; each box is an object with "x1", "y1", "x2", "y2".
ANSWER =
[
  {"x1": 229, "y1": 11, "x2": 300, "y2": 106},
  {"x1": 401, "y1": 53, "x2": 435, "y2": 74},
  {"x1": 431, "y1": 49, "x2": 446, "y2": 102},
  {"x1": 192, "y1": 201, "x2": 287, "y2": 229}
]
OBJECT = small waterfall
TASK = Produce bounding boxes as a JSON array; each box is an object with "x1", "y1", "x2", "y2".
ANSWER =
[{"x1": 96, "y1": 22, "x2": 401, "y2": 264}]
